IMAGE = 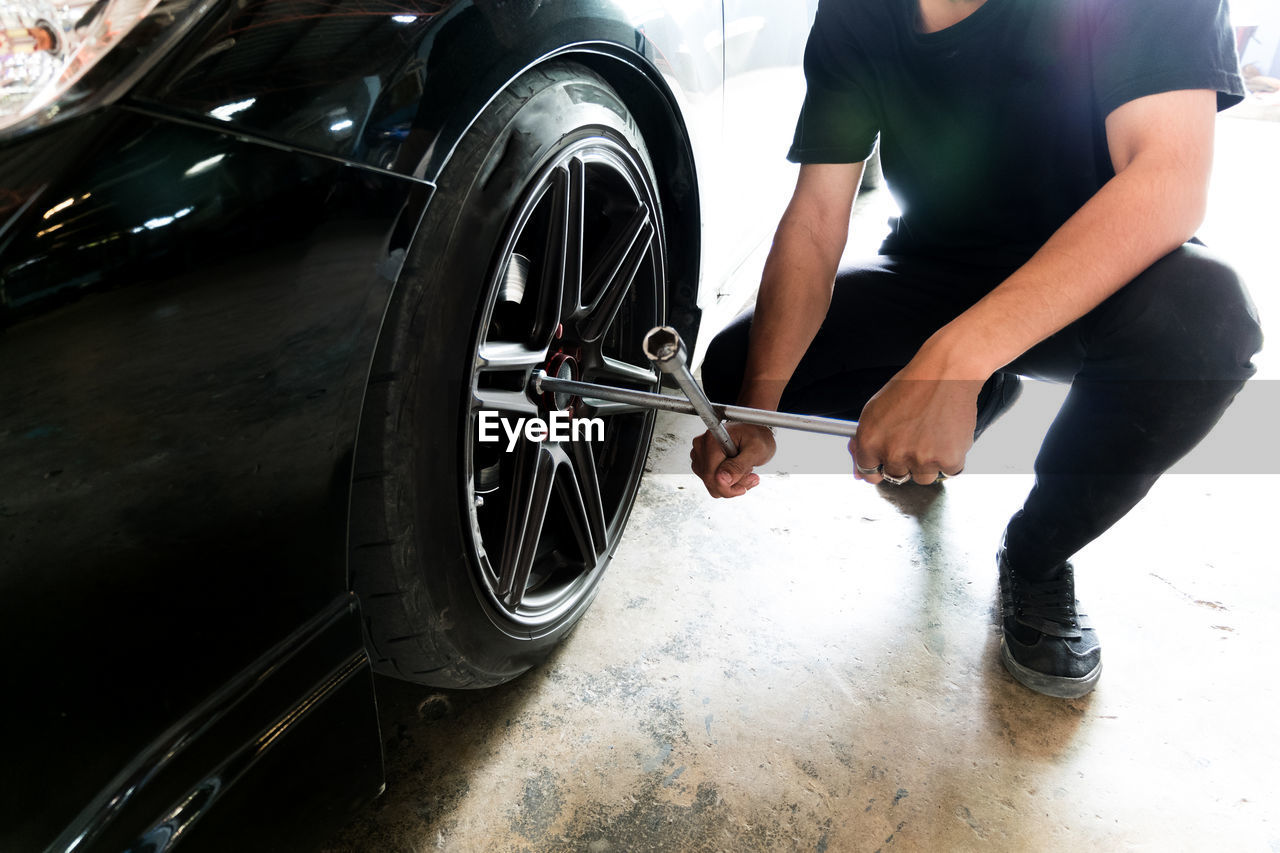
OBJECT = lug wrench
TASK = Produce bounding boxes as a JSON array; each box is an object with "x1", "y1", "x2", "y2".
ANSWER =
[
  {"x1": 532, "y1": 326, "x2": 858, "y2": 454},
  {"x1": 642, "y1": 326, "x2": 738, "y2": 455}
]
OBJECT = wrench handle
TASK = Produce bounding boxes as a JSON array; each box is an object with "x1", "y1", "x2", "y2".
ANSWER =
[
  {"x1": 643, "y1": 326, "x2": 738, "y2": 457},
  {"x1": 533, "y1": 373, "x2": 858, "y2": 438}
]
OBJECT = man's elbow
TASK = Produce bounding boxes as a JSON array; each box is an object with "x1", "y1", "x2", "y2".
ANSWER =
[
  {"x1": 1176, "y1": 180, "x2": 1210, "y2": 248},
  {"x1": 1175, "y1": 155, "x2": 1212, "y2": 241},
  {"x1": 1128, "y1": 154, "x2": 1213, "y2": 250}
]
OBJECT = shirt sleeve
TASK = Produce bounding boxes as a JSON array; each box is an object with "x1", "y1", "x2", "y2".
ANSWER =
[
  {"x1": 1089, "y1": 0, "x2": 1245, "y2": 117},
  {"x1": 787, "y1": 1, "x2": 881, "y2": 164}
]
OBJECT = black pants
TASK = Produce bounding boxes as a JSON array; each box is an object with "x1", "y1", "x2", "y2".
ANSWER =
[{"x1": 701, "y1": 244, "x2": 1263, "y2": 575}]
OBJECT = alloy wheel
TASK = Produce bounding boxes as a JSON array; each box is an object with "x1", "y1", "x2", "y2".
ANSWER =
[{"x1": 464, "y1": 134, "x2": 664, "y2": 631}]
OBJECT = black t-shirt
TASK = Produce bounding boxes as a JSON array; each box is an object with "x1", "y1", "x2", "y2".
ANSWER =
[{"x1": 789, "y1": 0, "x2": 1244, "y2": 257}]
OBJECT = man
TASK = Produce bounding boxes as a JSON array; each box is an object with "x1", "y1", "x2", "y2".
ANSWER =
[{"x1": 691, "y1": 0, "x2": 1262, "y2": 699}]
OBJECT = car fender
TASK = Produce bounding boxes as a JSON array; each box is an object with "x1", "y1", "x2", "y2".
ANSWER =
[{"x1": 135, "y1": 0, "x2": 721, "y2": 343}]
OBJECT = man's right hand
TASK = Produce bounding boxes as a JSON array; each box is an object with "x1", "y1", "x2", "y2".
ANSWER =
[
  {"x1": 689, "y1": 162, "x2": 861, "y2": 499},
  {"x1": 690, "y1": 423, "x2": 777, "y2": 498}
]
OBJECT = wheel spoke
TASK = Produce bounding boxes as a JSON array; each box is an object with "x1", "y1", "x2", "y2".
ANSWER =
[
  {"x1": 523, "y1": 163, "x2": 578, "y2": 349},
  {"x1": 473, "y1": 387, "x2": 539, "y2": 417},
  {"x1": 497, "y1": 441, "x2": 557, "y2": 609},
  {"x1": 553, "y1": 157, "x2": 586, "y2": 328},
  {"x1": 476, "y1": 340, "x2": 548, "y2": 373},
  {"x1": 565, "y1": 439, "x2": 608, "y2": 559},
  {"x1": 588, "y1": 356, "x2": 658, "y2": 389},
  {"x1": 579, "y1": 204, "x2": 654, "y2": 342}
]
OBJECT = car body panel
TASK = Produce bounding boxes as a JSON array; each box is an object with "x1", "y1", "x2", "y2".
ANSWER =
[
  {"x1": 43, "y1": 595, "x2": 382, "y2": 853},
  {"x1": 126, "y1": 0, "x2": 735, "y2": 348},
  {"x1": 130, "y1": 0, "x2": 723, "y2": 182},
  {"x1": 718, "y1": 0, "x2": 815, "y2": 273},
  {"x1": 127, "y1": 0, "x2": 810, "y2": 334},
  {"x1": 0, "y1": 112, "x2": 415, "y2": 849}
]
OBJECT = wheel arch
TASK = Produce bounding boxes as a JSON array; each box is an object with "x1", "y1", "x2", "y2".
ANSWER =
[
  {"x1": 417, "y1": 40, "x2": 706, "y2": 349},
  {"x1": 137, "y1": 0, "x2": 711, "y2": 348}
]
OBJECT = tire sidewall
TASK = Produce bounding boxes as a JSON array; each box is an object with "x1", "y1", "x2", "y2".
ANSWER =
[{"x1": 384, "y1": 64, "x2": 663, "y2": 683}]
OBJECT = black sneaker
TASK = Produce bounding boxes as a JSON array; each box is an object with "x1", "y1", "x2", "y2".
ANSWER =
[{"x1": 997, "y1": 546, "x2": 1102, "y2": 698}]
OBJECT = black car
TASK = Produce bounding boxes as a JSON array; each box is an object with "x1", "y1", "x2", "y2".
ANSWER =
[{"x1": 0, "y1": 0, "x2": 814, "y2": 849}]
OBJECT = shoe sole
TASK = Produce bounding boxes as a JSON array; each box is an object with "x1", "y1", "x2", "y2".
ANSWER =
[{"x1": 1000, "y1": 637, "x2": 1102, "y2": 699}]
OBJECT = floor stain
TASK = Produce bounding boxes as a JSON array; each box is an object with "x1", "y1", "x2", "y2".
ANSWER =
[
  {"x1": 509, "y1": 768, "x2": 565, "y2": 839},
  {"x1": 1150, "y1": 573, "x2": 1230, "y2": 612}
]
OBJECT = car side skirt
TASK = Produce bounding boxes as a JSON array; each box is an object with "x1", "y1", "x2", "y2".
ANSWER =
[{"x1": 48, "y1": 593, "x2": 382, "y2": 853}]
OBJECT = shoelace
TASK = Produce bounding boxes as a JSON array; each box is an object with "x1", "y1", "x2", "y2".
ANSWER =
[{"x1": 1011, "y1": 576, "x2": 1080, "y2": 631}]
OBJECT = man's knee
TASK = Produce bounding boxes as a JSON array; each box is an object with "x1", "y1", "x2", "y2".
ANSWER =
[
  {"x1": 1095, "y1": 244, "x2": 1262, "y2": 381},
  {"x1": 699, "y1": 315, "x2": 752, "y2": 402}
]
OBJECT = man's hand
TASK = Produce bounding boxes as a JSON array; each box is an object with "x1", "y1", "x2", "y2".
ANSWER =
[
  {"x1": 848, "y1": 363, "x2": 982, "y2": 486},
  {"x1": 691, "y1": 423, "x2": 777, "y2": 498},
  {"x1": 688, "y1": 162, "x2": 860, "y2": 501}
]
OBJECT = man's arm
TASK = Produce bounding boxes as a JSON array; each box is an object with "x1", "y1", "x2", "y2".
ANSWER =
[
  {"x1": 691, "y1": 161, "x2": 864, "y2": 497},
  {"x1": 851, "y1": 88, "x2": 1218, "y2": 484},
  {"x1": 739, "y1": 162, "x2": 866, "y2": 408}
]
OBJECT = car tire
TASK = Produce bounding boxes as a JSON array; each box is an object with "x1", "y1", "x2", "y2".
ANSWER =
[{"x1": 350, "y1": 62, "x2": 667, "y2": 688}]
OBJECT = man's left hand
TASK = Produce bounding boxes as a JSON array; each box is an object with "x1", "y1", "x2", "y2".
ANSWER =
[{"x1": 848, "y1": 365, "x2": 982, "y2": 486}]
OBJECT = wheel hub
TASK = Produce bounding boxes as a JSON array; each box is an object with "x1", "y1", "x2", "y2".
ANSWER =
[{"x1": 542, "y1": 351, "x2": 579, "y2": 414}]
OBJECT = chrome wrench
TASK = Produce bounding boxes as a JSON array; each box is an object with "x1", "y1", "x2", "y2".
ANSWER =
[
  {"x1": 532, "y1": 326, "x2": 858, "y2": 454},
  {"x1": 641, "y1": 326, "x2": 738, "y2": 456}
]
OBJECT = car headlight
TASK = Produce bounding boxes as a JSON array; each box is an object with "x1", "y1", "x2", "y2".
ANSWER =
[{"x1": 1, "y1": 0, "x2": 207, "y2": 136}]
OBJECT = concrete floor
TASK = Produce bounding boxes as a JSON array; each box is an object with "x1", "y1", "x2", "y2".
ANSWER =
[{"x1": 325, "y1": 109, "x2": 1280, "y2": 852}]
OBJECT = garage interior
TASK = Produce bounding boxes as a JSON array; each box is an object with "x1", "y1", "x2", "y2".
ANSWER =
[{"x1": 324, "y1": 106, "x2": 1279, "y2": 851}]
